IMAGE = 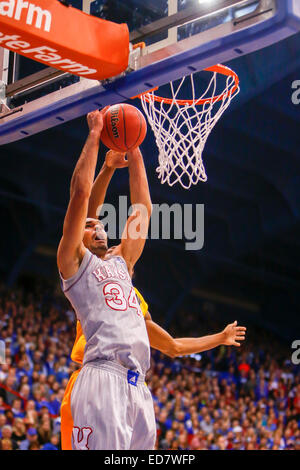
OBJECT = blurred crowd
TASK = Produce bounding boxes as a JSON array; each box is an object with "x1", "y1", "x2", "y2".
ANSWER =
[{"x1": 0, "y1": 281, "x2": 299, "y2": 451}]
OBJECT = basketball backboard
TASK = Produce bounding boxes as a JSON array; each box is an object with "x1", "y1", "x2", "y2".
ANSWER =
[{"x1": 0, "y1": 0, "x2": 300, "y2": 144}]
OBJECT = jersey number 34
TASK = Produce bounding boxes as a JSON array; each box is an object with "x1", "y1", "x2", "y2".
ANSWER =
[{"x1": 103, "y1": 283, "x2": 142, "y2": 316}]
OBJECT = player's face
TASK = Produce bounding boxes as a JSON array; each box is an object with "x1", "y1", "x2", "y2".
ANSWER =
[{"x1": 83, "y1": 218, "x2": 108, "y2": 255}]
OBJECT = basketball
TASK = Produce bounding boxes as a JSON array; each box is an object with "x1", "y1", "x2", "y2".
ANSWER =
[{"x1": 101, "y1": 104, "x2": 147, "y2": 152}]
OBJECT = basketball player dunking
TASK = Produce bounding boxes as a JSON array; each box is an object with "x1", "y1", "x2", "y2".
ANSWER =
[{"x1": 58, "y1": 109, "x2": 246, "y2": 450}]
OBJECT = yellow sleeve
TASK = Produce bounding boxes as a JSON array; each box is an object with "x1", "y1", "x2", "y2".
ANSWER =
[
  {"x1": 134, "y1": 288, "x2": 148, "y2": 317},
  {"x1": 70, "y1": 321, "x2": 86, "y2": 365}
]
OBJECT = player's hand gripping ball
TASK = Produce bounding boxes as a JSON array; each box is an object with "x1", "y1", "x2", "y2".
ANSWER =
[
  {"x1": 100, "y1": 104, "x2": 147, "y2": 152},
  {"x1": 105, "y1": 150, "x2": 128, "y2": 169},
  {"x1": 87, "y1": 107, "x2": 109, "y2": 139}
]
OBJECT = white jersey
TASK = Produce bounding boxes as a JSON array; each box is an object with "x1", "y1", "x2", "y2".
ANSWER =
[{"x1": 60, "y1": 249, "x2": 150, "y2": 375}]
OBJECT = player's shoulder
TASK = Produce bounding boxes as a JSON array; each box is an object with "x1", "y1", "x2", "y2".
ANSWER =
[
  {"x1": 104, "y1": 245, "x2": 126, "y2": 264},
  {"x1": 59, "y1": 247, "x2": 92, "y2": 284}
]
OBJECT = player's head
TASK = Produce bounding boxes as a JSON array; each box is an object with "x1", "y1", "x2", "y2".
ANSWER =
[{"x1": 83, "y1": 218, "x2": 108, "y2": 256}]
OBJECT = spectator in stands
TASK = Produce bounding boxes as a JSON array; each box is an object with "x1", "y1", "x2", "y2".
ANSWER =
[
  {"x1": 200, "y1": 415, "x2": 214, "y2": 435},
  {"x1": 159, "y1": 429, "x2": 175, "y2": 450},
  {"x1": 0, "y1": 424, "x2": 18, "y2": 449},
  {"x1": 11, "y1": 417, "x2": 26, "y2": 444},
  {"x1": 38, "y1": 420, "x2": 52, "y2": 445},
  {"x1": 1, "y1": 438, "x2": 13, "y2": 450},
  {"x1": 0, "y1": 413, "x2": 7, "y2": 429},
  {"x1": 11, "y1": 398, "x2": 25, "y2": 418},
  {"x1": 28, "y1": 441, "x2": 40, "y2": 450},
  {"x1": 19, "y1": 428, "x2": 39, "y2": 450},
  {"x1": 0, "y1": 282, "x2": 299, "y2": 451},
  {"x1": 41, "y1": 434, "x2": 60, "y2": 450},
  {"x1": 23, "y1": 400, "x2": 38, "y2": 428}
]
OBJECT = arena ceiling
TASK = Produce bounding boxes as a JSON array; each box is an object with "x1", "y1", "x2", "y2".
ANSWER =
[{"x1": 0, "y1": 27, "x2": 300, "y2": 341}]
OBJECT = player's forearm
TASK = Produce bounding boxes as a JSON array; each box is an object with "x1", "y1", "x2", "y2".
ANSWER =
[
  {"x1": 70, "y1": 131, "x2": 100, "y2": 198},
  {"x1": 87, "y1": 162, "x2": 115, "y2": 218},
  {"x1": 127, "y1": 147, "x2": 152, "y2": 216},
  {"x1": 173, "y1": 333, "x2": 225, "y2": 357},
  {"x1": 147, "y1": 319, "x2": 224, "y2": 358}
]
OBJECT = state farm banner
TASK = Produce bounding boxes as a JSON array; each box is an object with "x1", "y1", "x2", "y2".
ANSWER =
[{"x1": 0, "y1": 0, "x2": 129, "y2": 80}]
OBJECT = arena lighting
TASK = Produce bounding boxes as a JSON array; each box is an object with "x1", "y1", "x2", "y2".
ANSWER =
[
  {"x1": 198, "y1": 0, "x2": 217, "y2": 5},
  {"x1": 190, "y1": 354, "x2": 202, "y2": 361},
  {"x1": 178, "y1": 354, "x2": 202, "y2": 361}
]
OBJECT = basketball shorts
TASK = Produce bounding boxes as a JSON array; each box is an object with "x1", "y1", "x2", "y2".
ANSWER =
[{"x1": 70, "y1": 360, "x2": 156, "y2": 450}]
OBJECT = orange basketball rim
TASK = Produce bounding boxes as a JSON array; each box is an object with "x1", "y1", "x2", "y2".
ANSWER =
[{"x1": 139, "y1": 65, "x2": 240, "y2": 106}]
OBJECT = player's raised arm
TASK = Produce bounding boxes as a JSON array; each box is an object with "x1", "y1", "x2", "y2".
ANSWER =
[
  {"x1": 87, "y1": 150, "x2": 128, "y2": 219},
  {"x1": 144, "y1": 313, "x2": 246, "y2": 358},
  {"x1": 57, "y1": 110, "x2": 105, "y2": 280},
  {"x1": 118, "y1": 147, "x2": 152, "y2": 272}
]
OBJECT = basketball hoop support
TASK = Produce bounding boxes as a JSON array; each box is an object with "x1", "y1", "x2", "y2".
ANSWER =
[
  {"x1": 0, "y1": 0, "x2": 129, "y2": 80},
  {"x1": 0, "y1": 0, "x2": 300, "y2": 145}
]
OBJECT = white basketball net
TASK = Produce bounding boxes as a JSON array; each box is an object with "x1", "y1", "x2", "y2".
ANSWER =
[{"x1": 140, "y1": 66, "x2": 240, "y2": 189}]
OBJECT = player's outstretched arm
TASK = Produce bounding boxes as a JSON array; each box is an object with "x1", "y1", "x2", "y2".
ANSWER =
[
  {"x1": 117, "y1": 147, "x2": 152, "y2": 272},
  {"x1": 87, "y1": 150, "x2": 128, "y2": 218},
  {"x1": 57, "y1": 110, "x2": 105, "y2": 280},
  {"x1": 145, "y1": 313, "x2": 246, "y2": 358}
]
